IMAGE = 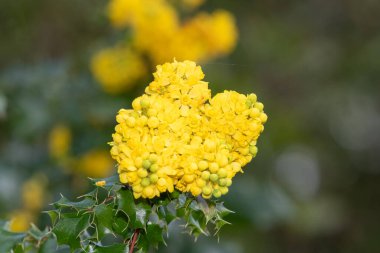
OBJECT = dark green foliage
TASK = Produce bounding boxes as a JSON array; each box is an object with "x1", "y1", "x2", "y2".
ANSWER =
[{"x1": 0, "y1": 175, "x2": 232, "y2": 253}]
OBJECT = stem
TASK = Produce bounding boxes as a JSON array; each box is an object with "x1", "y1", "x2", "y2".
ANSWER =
[{"x1": 129, "y1": 229, "x2": 140, "y2": 253}]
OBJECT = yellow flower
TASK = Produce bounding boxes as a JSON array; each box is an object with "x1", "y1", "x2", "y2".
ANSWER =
[
  {"x1": 91, "y1": 46, "x2": 146, "y2": 94},
  {"x1": 49, "y1": 124, "x2": 71, "y2": 159},
  {"x1": 77, "y1": 149, "x2": 114, "y2": 178},
  {"x1": 8, "y1": 210, "x2": 34, "y2": 232},
  {"x1": 110, "y1": 60, "x2": 266, "y2": 199},
  {"x1": 22, "y1": 174, "x2": 48, "y2": 212},
  {"x1": 95, "y1": 180, "x2": 107, "y2": 187}
]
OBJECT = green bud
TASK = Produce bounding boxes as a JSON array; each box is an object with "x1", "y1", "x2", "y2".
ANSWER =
[
  {"x1": 218, "y1": 178, "x2": 227, "y2": 186},
  {"x1": 202, "y1": 186, "x2": 212, "y2": 195},
  {"x1": 150, "y1": 163, "x2": 159, "y2": 172},
  {"x1": 210, "y1": 174, "x2": 219, "y2": 182},
  {"x1": 213, "y1": 189, "x2": 222, "y2": 198},
  {"x1": 201, "y1": 171, "x2": 210, "y2": 180},
  {"x1": 142, "y1": 159, "x2": 151, "y2": 169},
  {"x1": 141, "y1": 178, "x2": 150, "y2": 187},
  {"x1": 149, "y1": 174, "x2": 158, "y2": 183}
]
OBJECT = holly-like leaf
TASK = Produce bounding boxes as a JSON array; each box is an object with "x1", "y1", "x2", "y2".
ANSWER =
[
  {"x1": 53, "y1": 196, "x2": 96, "y2": 210},
  {"x1": 215, "y1": 202, "x2": 234, "y2": 219},
  {"x1": 93, "y1": 243, "x2": 129, "y2": 253},
  {"x1": 94, "y1": 204, "x2": 115, "y2": 239},
  {"x1": 0, "y1": 229, "x2": 26, "y2": 253},
  {"x1": 28, "y1": 224, "x2": 50, "y2": 241},
  {"x1": 134, "y1": 203, "x2": 151, "y2": 229},
  {"x1": 44, "y1": 210, "x2": 60, "y2": 226},
  {"x1": 52, "y1": 213, "x2": 91, "y2": 250},
  {"x1": 146, "y1": 224, "x2": 164, "y2": 248},
  {"x1": 117, "y1": 189, "x2": 136, "y2": 224}
]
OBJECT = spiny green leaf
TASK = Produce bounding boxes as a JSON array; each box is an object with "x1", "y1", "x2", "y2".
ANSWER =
[
  {"x1": 52, "y1": 213, "x2": 91, "y2": 250},
  {"x1": 134, "y1": 203, "x2": 151, "y2": 229},
  {"x1": 94, "y1": 204, "x2": 115, "y2": 240},
  {"x1": 214, "y1": 219, "x2": 230, "y2": 235},
  {"x1": 28, "y1": 224, "x2": 50, "y2": 241},
  {"x1": 112, "y1": 214, "x2": 130, "y2": 237},
  {"x1": 93, "y1": 243, "x2": 128, "y2": 253},
  {"x1": 0, "y1": 228, "x2": 26, "y2": 253},
  {"x1": 44, "y1": 210, "x2": 60, "y2": 226},
  {"x1": 116, "y1": 189, "x2": 136, "y2": 224},
  {"x1": 53, "y1": 196, "x2": 96, "y2": 210},
  {"x1": 215, "y1": 202, "x2": 234, "y2": 218},
  {"x1": 146, "y1": 224, "x2": 164, "y2": 248}
]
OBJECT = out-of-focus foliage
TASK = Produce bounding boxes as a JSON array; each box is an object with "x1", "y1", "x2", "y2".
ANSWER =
[{"x1": 1, "y1": 0, "x2": 380, "y2": 252}]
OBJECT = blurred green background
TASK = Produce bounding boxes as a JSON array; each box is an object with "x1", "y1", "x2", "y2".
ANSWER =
[{"x1": 1, "y1": 0, "x2": 380, "y2": 252}]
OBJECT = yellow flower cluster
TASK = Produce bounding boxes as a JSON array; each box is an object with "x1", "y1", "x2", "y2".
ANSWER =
[
  {"x1": 9, "y1": 174, "x2": 48, "y2": 232},
  {"x1": 110, "y1": 60, "x2": 267, "y2": 199},
  {"x1": 91, "y1": 46, "x2": 147, "y2": 94},
  {"x1": 91, "y1": 0, "x2": 238, "y2": 94}
]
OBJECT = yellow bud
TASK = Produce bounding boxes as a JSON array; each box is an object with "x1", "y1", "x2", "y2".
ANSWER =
[
  {"x1": 190, "y1": 185, "x2": 202, "y2": 196},
  {"x1": 196, "y1": 178, "x2": 206, "y2": 187},
  {"x1": 142, "y1": 159, "x2": 151, "y2": 169},
  {"x1": 183, "y1": 174, "x2": 195, "y2": 183},
  {"x1": 250, "y1": 108, "x2": 260, "y2": 118},
  {"x1": 157, "y1": 178, "x2": 167, "y2": 187},
  {"x1": 140, "y1": 98, "x2": 150, "y2": 108},
  {"x1": 216, "y1": 155, "x2": 229, "y2": 167},
  {"x1": 147, "y1": 117, "x2": 159, "y2": 128},
  {"x1": 220, "y1": 187, "x2": 229, "y2": 195},
  {"x1": 95, "y1": 180, "x2": 106, "y2": 187},
  {"x1": 210, "y1": 174, "x2": 219, "y2": 182},
  {"x1": 201, "y1": 171, "x2": 210, "y2": 180},
  {"x1": 126, "y1": 117, "x2": 136, "y2": 127},
  {"x1": 141, "y1": 178, "x2": 151, "y2": 187},
  {"x1": 249, "y1": 146, "x2": 258, "y2": 157},
  {"x1": 218, "y1": 168, "x2": 227, "y2": 178},
  {"x1": 119, "y1": 172, "x2": 128, "y2": 183},
  {"x1": 254, "y1": 102, "x2": 264, "y2": 111},
  {"x1": 226, "y1": 178, "x2": 232, "y2": 186},
  {"x1": 189, "y1": 162, "x2": 198, "y2": 171},
  {"x1": 137, "y1": 168, "x2": 148, "y2": 178},
  {"x1": 213, "y1": 189, "x2": 222, "y2": 198},
  {"x1": 149, "y1": 154, "x2": 158, "y2": 163},
  {"x1": 218, "y1": 178, "x2": 227, "y2": 187},
  {"x1": 143, "y1": 187, "x2": 154, "y2": 198},
  {"x1": 204, "y1": 139, "x2": 216, "y2": 152},
  {"x1": 133, "y1": 185, "x2": 143, "y2": 193},
  {"x1": 134, "y1": 157, "x2": 143, "y2": 168},
  {"x1": 150, "y1": 174, "x2": 159, "y2": 183},
  {"x1": 198, "y1": 160, "x2": 208, "y2": 171},
  {"x1": 150, "y1": 164, "x2": 159, "y2": 172},
  {"x1": 209, "y1": 162, "x2": 219, "y2": 173},
  {"x1": 231, "y1": 162, "x2": 241, "y2": 172},
  {"x1": 202, "y1": 186, "x2": 212, "y2": 195},
  {"x1": 147, "y1": 108, "x2": 158, "y2": 117},
  {"x1": 132, "y1": 98, "x2": 141, "y2": 110},
  {"x1": 260, "y1": 113, "x2": 268, "y2": 123}
]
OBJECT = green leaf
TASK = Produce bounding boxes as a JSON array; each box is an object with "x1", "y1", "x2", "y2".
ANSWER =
[
  {"x1": 39, "y1": 236, "x2": 58, "y2": 253},
  {"x1": 117, "y1": 189, "x2": 136, "y2": 224},
  {"x1": 93, "y1": 244, "x2": 128, "y2": 253},
  {"x1": 146, "y1": 224, "x2": 164, "y2": 248},
  {"x1": 0, "y1": 229, "x2": 26, "y2": 252},
  {"x1": 186, "y1": 210, "x2": 209, "y2": 237},
  {"x1": 112, "y1": 214, "x2": 130, "y2": 237},
  {"x1": 94, "y1": 204, "x2": 115, "y2": 239},
  {"x1": 44, "y1": 210, "x2": 60, "y2": 226},
  {"x1": 52, "y1": 213, "x2": 91, "y2": 250},
  {"x1": 28, "y1": 224, "x2": 50, "y2": 241},
  {"x1": 53, "y1": 196, "x2": 96, "y2": 210},
  {"x1": 134, "y1": 203, "x2": 151, "y2": 229},
  {"x1": 215, "y1": 202, "x2": 234, "y2": 219}
]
